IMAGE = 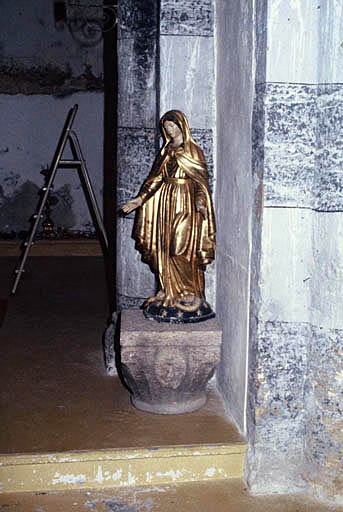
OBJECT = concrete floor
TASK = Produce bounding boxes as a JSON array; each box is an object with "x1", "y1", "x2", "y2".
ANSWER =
[
  {"x1": 2, "y1": 479, "x2": 343, "y2": 511},
  {"x1": 1, "y1": 255, "x2": 343, "y2": 510},
  {"x1": 0, "y1": 257, "x2": 242, "y2": 455}
]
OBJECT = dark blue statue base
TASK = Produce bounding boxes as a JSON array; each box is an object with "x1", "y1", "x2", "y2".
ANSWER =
[{"x1": 142, "y1": 299, "x2": 215, "y2": 324}]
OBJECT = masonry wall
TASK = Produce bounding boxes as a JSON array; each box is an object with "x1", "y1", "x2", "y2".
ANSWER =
[
  {"x1": 116, "y1": 0, "x2": 159, "y2": 309},
  {"x1": 0, "y1": 0, "x2": 104, "y2": 237},
  {"x1": 116, "y1": 1, "x2": 343, "y2": 503},
  {"x1": 246, "y1": 0, "x2": 343, "y2": 503}
]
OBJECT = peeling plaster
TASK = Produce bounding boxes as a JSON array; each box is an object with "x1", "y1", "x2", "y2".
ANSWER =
[
  {"x1": 205, "y1": 467, "x2": 216, "y2": 477},
  {"x1": 51, "y1": 472, "x2": 86, "y2": 485},
  {"x1": 155, "y1": 470, "x2": 183, "y2": 481},
  {"x1": 95, "y1": 465, "x2": 104, "y2": 484},
  {"x1": 113, "y1": 470, "x2": 123, "y2": 481},
  {"x1": 127, "y1": 472, "x2": 136, "y2": 486}
]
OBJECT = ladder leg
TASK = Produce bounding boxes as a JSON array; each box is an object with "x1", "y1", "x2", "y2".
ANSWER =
[
  {"x1": 11, "y1": 213, "x2": 43, "y2": 294},
  {"x1": 11, "y1": 105, "x2": 79, "y2": 294},
  {"x1": 69, "y1": 131, "x2": 109, "y2": 250},
  {"x1": 11, "y1": 168, "x2": 59, "y2": 294}
]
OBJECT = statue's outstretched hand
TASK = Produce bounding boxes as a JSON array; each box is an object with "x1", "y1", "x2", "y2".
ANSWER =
[{"x1": 121, "y1": 196, "x2": 143, "y2": 214}]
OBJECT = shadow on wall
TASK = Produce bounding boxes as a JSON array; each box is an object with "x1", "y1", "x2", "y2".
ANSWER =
[{"x1": 0, "y1": 180, "x2": 76, "y2": 238}]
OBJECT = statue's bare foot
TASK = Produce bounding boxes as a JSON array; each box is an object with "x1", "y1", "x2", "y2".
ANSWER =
[
  {"x1": 142, "y1": 290, "x2": 166, "y2": 308},
  {"x1": 175, "y1": 295, "x2": 201, "y2": 313}
]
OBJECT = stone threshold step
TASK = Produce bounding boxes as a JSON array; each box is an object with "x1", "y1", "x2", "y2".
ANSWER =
[{"x1": 0, "y1": 442, "x2": 247, "y2": 494}]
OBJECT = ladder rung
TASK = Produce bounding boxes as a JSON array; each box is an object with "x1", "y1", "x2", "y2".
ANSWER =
[
  {"x1": 14, "y1": 269, "x2": 25, "y2": 274},
  {"x1": 24, "y1": 242, "x2": 34, "y2": 246},
  {"x1": 59, "y1": 159, "x2": 83, "y2": 165},
  {"x1": 33, "y1": 214, "x2": 44, "y2": 219}
]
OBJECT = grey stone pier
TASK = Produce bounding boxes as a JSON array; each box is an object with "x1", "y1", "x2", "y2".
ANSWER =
[{"x1": 119, "y1": 310, "x2": 222, "y2": 414}]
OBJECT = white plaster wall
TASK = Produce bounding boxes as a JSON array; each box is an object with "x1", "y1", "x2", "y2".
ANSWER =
[
  {"x1": 0, "y1": 93, "x2": 104, "y2": 232},
  {"x1": 266, "y1": 0, "x2": 320, "y2": 83}
]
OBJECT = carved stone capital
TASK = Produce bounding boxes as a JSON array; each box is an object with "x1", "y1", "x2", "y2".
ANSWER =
[{"x1": 120, "y1": 310, "x2": 222, "y2": 414}]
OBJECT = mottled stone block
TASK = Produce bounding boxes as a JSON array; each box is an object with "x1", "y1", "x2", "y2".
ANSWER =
[
  {"x1": 256, "y1": 83, "x2": 317, "y2": 207},
  {"x1": 316, "y1": 84, "x2": 343, "y2": 211},
  {"x1": 160, "y1": 35, "x2": 215, "y2": 129},
  {"x1": 192, "y1": 128, "x2": 214, "y2": 191},
  {"x1": 117, "y1": 127, "x2": 157, "y2": 207},
  {"x1": 118, "y1": 0, "x2": 157, "y2": 39},
  {"x1": 251, "y1": 321, "x2": 308, "y2": 423},
  {"x1": 305, "y1": 325, "x2": 343, "y2": 503},
  {"x1": 120, "y1": 309, "x2": 222, "y2": 414},
  {"x1": 116, "y1": 217, "x2": 155, "y2": 308},
  {"x1": 256, "y1": 82, "x2": 343, "y2": 211},
  {"x1": 117, "y1": 0, "x2": 157, "y2": 127},
  {"x1": 160, "y1": 0, "x2": 214, "y2": 36},
  {"x1": 247, "y1": 320, "x2": 309, "y2": 493},
  {"x1": 204, "y1": 259, "x2": 216, "y2": 311}
]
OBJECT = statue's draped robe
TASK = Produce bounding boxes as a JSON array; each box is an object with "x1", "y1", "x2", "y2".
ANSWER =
[{"x1": 133, "y1": 111, "x2": 216, "y2": 308}]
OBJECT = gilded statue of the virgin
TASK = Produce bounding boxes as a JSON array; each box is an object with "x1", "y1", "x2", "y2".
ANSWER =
[{"x1": 122, "y1": 110, "x2": 216, "y2": 323}]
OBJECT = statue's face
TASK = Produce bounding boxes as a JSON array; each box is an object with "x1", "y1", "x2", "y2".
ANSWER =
[{"x1": 164, "y1": 120, "x2": 182, "y2": 139}]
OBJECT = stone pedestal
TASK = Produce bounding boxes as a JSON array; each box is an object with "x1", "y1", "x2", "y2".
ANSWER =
[{"x1": 120, "y1": 310, "x2": 222, "y2": 414}]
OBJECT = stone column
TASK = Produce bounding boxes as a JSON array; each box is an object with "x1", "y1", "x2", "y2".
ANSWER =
[
  {"x1": 215, "y1": 0, "x2": 255, "y2": 433},
  {"x1": 116, "y1": 0, "x2": 159, "y2": 309},
  {"x1": 246, "y1": 0, "x2": 343, "y2": 503}
]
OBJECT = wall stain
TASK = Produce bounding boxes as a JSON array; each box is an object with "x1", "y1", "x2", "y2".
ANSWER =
[
  {"x1": 0, "y1": 62, "x2": 103, "y2": 95},
  {"x1": 0, "y1": 180, "x2": 76, "y2": 233}
]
